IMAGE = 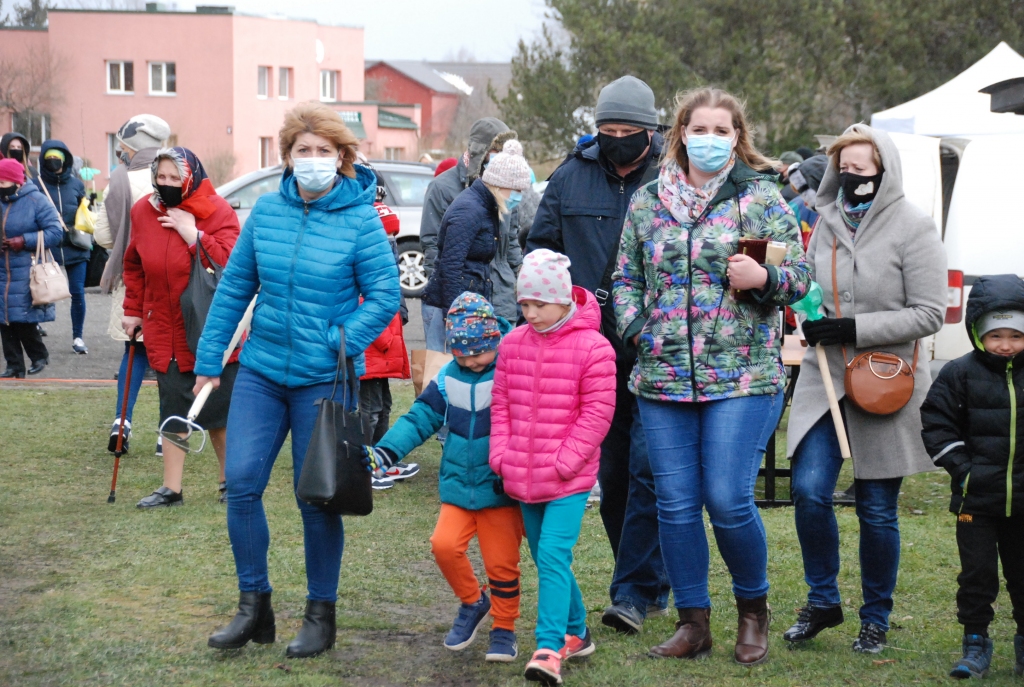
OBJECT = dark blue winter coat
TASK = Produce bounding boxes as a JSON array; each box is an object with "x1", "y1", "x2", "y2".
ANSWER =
[
  {"x1": 0, "y1": 182, "x2": 64, "y2": 324},
  {"x1": 422, "y1": 178, "x2": 500, "y2": 313},
  {"x1": 526, "y1": 132, "x2": 664, "y2": 354},
  {"x1": 194, "y1": 164, "x2": 400, "y2": 387},
  {"x1": 34, "y1": 140, "x2": 88, "y2": 266}
]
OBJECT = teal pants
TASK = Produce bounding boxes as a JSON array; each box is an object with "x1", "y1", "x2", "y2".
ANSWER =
[{"x1": 520, "y1": 491, "x2": 590, "y2": 651}]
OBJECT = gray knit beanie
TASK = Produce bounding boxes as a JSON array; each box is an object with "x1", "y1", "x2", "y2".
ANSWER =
[
  {"x1": 117, "y1": 114, "x2": 171, "y2": 152},
  {"x1": 482, "y1": 139, "x2": 531, "y2": 191},
  {"x1": 595, "y1": 76, "x2": 658, "y2": 129}
]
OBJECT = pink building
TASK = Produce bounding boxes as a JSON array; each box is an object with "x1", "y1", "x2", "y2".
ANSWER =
[{"x1": 0, "y1": 5, "x2": 421, "y2": 188}]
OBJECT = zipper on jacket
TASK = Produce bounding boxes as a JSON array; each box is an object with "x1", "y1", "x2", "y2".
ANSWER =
[
  {"x1": 468, "y1": 373, "x2": 477, "y2": 510},
  {"x1": 1008, "y1": 359, "x2": 1017, "y2": 517},
  {"x1": 959, "y1": 472, "x2": 971, "y2": 515},
  {"x1": 527, "y1": 336, "x2": 546, "y2": 503},
  {"x1": 283, "y1": 203, "x2": 311, "y2": 381},
  {"x1": 619, "y1": 180, "x2": 625, "y2": 195}
]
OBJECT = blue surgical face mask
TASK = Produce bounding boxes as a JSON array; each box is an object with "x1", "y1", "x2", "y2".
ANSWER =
[
  {"x1": 506, "y1": 190, "x2": 522, "y2": 211},
  {"x1": 686, "y1": 133, "x2": 735, "y2": 173},
  {"x1": 292, "y1": 157, "x2": 338, "y2": 192}
]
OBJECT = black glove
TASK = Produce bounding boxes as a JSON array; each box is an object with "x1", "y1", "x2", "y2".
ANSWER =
[{"x1": 802, "y1": 317, "x2": 856, "y2": 347}]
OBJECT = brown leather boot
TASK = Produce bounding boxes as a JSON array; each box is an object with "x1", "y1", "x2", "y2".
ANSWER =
[
  {"x1": 734, "y1": 595, "x2": 771, "y2": 665},
  {"x1": 648, "y1": 608, "x2": 712, "y2": 659}
]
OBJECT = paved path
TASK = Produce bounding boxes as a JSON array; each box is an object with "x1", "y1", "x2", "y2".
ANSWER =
[{"x1": 6, "y1": 289, "x2": 427, "y2": 381}]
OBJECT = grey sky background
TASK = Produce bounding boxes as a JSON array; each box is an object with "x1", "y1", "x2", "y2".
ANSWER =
[{"x1": 220, "y1": 0, "x2": 550, "y2": 62}]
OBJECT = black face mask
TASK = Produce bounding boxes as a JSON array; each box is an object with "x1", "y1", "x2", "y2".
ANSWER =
[
  {"x1": 43, "y1": 158, "x2": 63, "y2": 174},
  {"x1": 156, "y1": 184, "x2": 184, "y2": 207},
  {"x1": 598, "y1": 130, "x2": 650, "y2": 168},
  {"x1": 0, "y1": 185, "x2": 17, "y2": 200},
  {"x1": 839, "y1": 171, "x2": 883, "y2": 204},
  {"x1": 7, "y1": 149, "x2": 24, "y2": 163}
]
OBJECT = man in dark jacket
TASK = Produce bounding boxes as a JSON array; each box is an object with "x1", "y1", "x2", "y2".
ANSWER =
[
  {"x1": 35, "y1": 140, "x2": 88, "y2": 354},
  {"x1": 921, "y1": 274, "x2": 1024, "y2": 679},
  {"x1": 420, "y1": 117, "x2": 511, "y2": 348},
  {"x1": 527, "y1": 75, "x2": 669, "y2": 633}
]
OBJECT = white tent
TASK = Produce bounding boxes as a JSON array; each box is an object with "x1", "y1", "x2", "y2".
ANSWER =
[{"x1": 871, "y1": 42, "x2": 1024, "y2": 136}]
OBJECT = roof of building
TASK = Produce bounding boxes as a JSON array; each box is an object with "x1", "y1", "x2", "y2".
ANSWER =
[
  {"x1": 365, "y1": 60, "x2": 511, "y2": 97},
  {"x1": 378, "y1": 110, "x2": 418, "y2": 130}
]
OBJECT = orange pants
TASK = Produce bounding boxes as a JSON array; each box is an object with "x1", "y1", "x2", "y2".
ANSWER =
[{"x1": 430, "y1": 503, "x2": 524, "y2": 631}]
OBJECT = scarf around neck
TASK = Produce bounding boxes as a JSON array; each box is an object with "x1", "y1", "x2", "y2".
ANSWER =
[
  {"x1": 837, "y1": 188, "x2": 872, "y2": 239},
  {"x1": 658, "y1": 157, "x2": 734, "y2": 225}
]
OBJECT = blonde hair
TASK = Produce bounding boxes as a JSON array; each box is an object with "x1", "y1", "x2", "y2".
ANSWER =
[
  {"x1": 827, "y1": 130, "x2": 883, "y2": 172},
  {"x1": 278, "y1": 101, "x2": 359, "y2": 179},
  {"x1": 485, "y1": 183, "x2": 508, "y2": 217},
  {"x1": 664, "y1": 88, "x2": 777, "y2": 173}
]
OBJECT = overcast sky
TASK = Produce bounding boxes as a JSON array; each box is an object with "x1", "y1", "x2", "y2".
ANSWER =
[{"x1": 220, "y1": 0, "x2": 550, "y2": 62}]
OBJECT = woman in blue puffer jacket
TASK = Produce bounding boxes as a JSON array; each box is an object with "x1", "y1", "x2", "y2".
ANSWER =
[
  {"x1": 0, "y1": 158, "x2": 63, "y2": 378},
  {"x1": 35, "y1": 140, "x2": 88, "y2": 354},
  {"x1": 195, "y1": 102, "x2": 400, "y2": 658}
]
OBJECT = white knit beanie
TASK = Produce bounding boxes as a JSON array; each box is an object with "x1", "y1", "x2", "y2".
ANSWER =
[
  {"x1": 116, "y1": 114, "x2": 171, "y2": 152},
  {"x1": 517, "y1": 249, "x2": 573, "y2": 305},
  {"x1": 482, "y1": 139, "x2": 531, "y2": 191}
]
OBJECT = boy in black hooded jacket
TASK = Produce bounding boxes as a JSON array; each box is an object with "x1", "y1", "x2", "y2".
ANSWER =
[{"x1": 921, "y1": 273, "x2": 1024, "y2": 679}]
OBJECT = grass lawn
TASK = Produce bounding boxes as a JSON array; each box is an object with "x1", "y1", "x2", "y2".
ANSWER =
[{"x1": 1, "y1": 382, "x2": 1021, "y2": 686}]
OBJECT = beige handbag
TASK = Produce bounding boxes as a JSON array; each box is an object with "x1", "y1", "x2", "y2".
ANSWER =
[{"x1": 30, "y1": 231, "x2": 71, "y2": 305}]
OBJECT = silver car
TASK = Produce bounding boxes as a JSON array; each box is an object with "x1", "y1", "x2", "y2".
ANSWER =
[{"x1": 216, "y1": 161, "x2": 434, "y2": 298}]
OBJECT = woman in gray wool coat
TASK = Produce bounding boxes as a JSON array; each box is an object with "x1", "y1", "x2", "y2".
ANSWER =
[{"x1": 783, "y1": 124, "x2": 947, "y2": 654}]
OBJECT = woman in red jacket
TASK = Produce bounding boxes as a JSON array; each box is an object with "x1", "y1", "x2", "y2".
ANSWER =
[{"x1": 122, "y1": 147, "x2": 241, "y2": 509}]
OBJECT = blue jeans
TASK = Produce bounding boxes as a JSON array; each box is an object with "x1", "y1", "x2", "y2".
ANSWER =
[
  {"x1": 421, "y1": 301, "x2": 447, "y2": 352},
  {"x1": 520, "y1": 492, "x2": 589, "y2": 651},
  {"x1": 65, "y1": 261, "x2": 87, "y2": 339},
  {"x1": 224, "y1": 365, "x2": 357, "y2": 602},
  {"x1": 791, "y1": 411, "x2": 903, "y2": 630},
  {"x1": 606, "y1": 392, "x2": 670, "y2": 612},
  {"x1": 639, "y1": 393, "x2": 783, "y2": 608},
  {"x1": 114, "y1": 341, "x2": 149, "y2": 424}
]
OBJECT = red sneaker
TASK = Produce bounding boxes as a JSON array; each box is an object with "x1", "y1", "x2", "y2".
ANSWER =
[
  {"x1": 559, "y1": 626, "x2": 596, "y2": 660},
  {"x1": 524, "y1": 649, "x2": 563, "y2": 685}
]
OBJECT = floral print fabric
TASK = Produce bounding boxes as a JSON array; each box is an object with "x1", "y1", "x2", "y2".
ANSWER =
[{"x1": 612, "y1": 161, "x2": 811, "y2": 402}]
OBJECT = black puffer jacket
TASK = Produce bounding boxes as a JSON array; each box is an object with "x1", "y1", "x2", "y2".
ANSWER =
[
  {"x1": 921, "y1": 274, "x2": 1024, "y2": 516},
  {"x1": 422, "y1": 178, "x2": 499, "y2": 313}
]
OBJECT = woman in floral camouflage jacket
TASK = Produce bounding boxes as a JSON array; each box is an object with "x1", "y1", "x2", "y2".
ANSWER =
[{"x1": 612, "y1": 87, "x2": 810, "y2": 665}]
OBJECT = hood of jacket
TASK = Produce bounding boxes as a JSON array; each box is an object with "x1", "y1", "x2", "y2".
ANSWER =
[
  {"x1": 0, "y1": 132, "x2": 30, "y2": 159},
  {"x1": 128, "y1": 147, "x2": 159, "y2": 172},
  {"x1": 965, "y1": 273, "x2": 1024, "y2": 362},
  {"x1": 278, "y1": 162, "x2": 377, "y2": 212},
  {"x1": 38, "y1": 140, "x2": 75, "y2": 186},
  {"x1": 817, "y1": 123, "x2": 905, "y2": 218}
]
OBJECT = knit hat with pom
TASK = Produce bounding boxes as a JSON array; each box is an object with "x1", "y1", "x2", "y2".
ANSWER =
[
  {"x1": 482, "y1": 139, "x2": 531, "y2": 191},
  {"x1": 517, "y1": 249, "x2": 573, "y2": 305}
]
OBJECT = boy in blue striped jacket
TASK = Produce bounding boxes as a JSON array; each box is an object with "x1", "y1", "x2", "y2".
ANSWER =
[{"x1": 367, "y1": 292, "x2": 523, "y2": 662}]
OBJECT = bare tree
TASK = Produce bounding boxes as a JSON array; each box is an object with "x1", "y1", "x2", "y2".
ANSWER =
[
  {"x1": 0, "y1": 45, "x2": 66, "y2": 125},
  {"x1": 204, "y1": 149, "x2": 237, "y2": 187}
]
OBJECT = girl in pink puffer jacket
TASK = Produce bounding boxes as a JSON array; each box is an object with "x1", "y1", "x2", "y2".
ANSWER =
[{"x1": 490, "y1": 249, "x2": 616, "y2": 685}]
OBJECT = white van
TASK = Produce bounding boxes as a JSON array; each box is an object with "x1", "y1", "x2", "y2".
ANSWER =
[{"x1": 933, "y1": 135, "x2": 1024, "y2": 366}]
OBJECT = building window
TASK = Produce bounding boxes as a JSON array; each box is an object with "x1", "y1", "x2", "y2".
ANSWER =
[
  {"x1": 259, "y1": 137, "x2": 274, "y2": 168},
  {"x1": 107, "y1": 61, "x2": 134, "y2": 94},
  {"x1": 107, "y1": 133, "x2": 119, "y2": 172},
  {"x1": 12, "y1": 111, "x2": 48, "y2": 146},
  {"x1": 278, "y1": 67, "x2": 291, "y2": 100},
  {"x1": 257, "y1": 66, "x2": 271, "y2": 99},
  {"x1": 319, "y1": 70, "x2": 337, "y2": 101},
  {"x1": 149, "y1": 62, "x2": 176, "y2": 95},
  {"x1": 384, "y1": 147, "x2": 405, "y2": 161}
]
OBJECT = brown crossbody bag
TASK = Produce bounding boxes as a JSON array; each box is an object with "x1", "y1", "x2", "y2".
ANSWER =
[{"x1": 832, "y1": 237, "x2": 916, "y2": 415}]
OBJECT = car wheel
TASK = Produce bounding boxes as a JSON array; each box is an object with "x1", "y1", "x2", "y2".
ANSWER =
[{"x1": 398, "y1": 240, "x2": 428, "y2": 299}]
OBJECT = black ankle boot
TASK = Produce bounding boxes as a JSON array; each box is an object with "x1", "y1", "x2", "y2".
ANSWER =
[
  {"x1": 208, "y1": 591, "x2": 275, "y2": 649},
  {"x1": 286, "y1": 600, "x2": 336, "y2": 658}
]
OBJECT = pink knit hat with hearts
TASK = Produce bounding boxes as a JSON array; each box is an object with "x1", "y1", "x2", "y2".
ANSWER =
[{"x1": 517, "y1": 249, "x2": 573, "y2": 305}]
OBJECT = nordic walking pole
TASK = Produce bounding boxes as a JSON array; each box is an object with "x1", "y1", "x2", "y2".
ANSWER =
[
  {"x1": 109, "y1": 326, "x2": 141, "y2": 503},
  {"x1": 791, "y1": 283, "x2": 852, "y2": 460}
]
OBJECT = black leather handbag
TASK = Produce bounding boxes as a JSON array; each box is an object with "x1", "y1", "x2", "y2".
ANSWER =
[
  {"x1": 180, "y1": 239, "x2": 223, "y2": 355},
  {"x1": 296, "y1": 325, "x2": 373, "y2": 516}
]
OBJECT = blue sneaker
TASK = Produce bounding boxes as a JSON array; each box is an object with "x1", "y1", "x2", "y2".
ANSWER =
[
  {"x1": 444, "y1": 593, "x2": 491, "y2": 651},
  {"x1": 1015, "y1": 634, "x2": 1024, "y2": 676},
  {"x1": 950, "y1": 634, "x2": 993, "y2": 679},
  {"x1": 486, "y1": 628, "x2": 518, "y2": 662}
]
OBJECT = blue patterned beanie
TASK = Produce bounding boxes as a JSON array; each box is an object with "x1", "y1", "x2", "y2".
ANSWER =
[{"x1": 446, "y1": 292, "x2": 502, "y2": 356}]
